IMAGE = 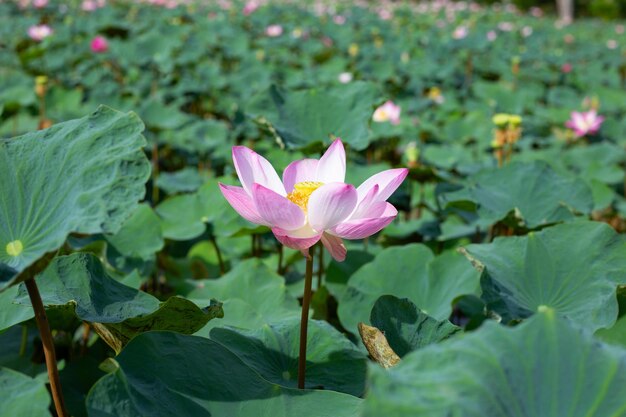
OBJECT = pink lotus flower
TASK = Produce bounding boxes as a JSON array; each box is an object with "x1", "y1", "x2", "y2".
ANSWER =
[
  {"x1": 82, "y1": 0, "x2": 105, "y2": 11},
  {"x1": 32, "y1": 0, "x2": 48, "y2": 8},
  {"x1": 90, "y1": 36, "x2": 108, "y2": 53},
  {"x1": 219, "y1": 140, "x2": 407, "y2": 261},
  {"x1": 265, "y1": 24, "x2": 283, "y2": 37},
  {"x1": 452, "y1": 25, "x2": 468, "y2": 39},
  {"x1": 565, "y1": 110, "x2": 604, "y2": 137},
  {"x1": 28, "y1": 24, "x2": 53, "y2": 41},
  {"x1": 333, "y1": 15, "x2": 346, "y2": 25},
  {"x1": 373, "y1": 101, "x2": 401, "y2": 125},
  {"x1": 242, "y1": 0, "x2": 259, "y2": 15},
  {"x1": 487, "y1": 30, "x2": 497, "y2": 41},
  {"x1": 561, "y1": 63, "x2": 572, "y2": 73}
]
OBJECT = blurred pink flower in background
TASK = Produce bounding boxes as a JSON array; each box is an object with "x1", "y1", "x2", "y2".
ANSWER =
[
  {"x1": 338, "y1": 72, "x2": 353, "y2": 84},
  {"x1": 32, "y1": 0, "x2": 48, "y2": 8},
  {"x1": 530, "y1": 7, "x2": 544, "y2": 17},
  {"x1": 487, "y1": 30, "x2": 497, "y2": 41},
  {"x1": 498, "y1": 22, "x2": 514, "y2": 32},
  {"x1": 373, "y1": 101, "x2": 401, "y2": 125},
  {"x1": 452, "y1": 25, "x2": 468, "y2": 39},
  {"x1": 265, "y1": 24, "x2": 283, "y2": 37},
  {"x1": 28, "y1": 24, "x2": 53, "y2": 41},
  {"x1": 90, "y1": 36, "x2": 108, "y2": 53},
  {"x1": 565, "y1": 110, "x2": 604, "y2": 137},
  {"x1": 333, "y1": 15, "x2": 346, "y2": 25},
  {"x1": 219, "y1": 140, "x2": 408, "y2": 261},
  {"x1": 563, "y1": 34, "x2": 575, "y2": 43},
  {"x1": 242, "y1": 0, "x2": 259, "y2": 15},
  {"x1": 378, "y1": 9, "x2": 392, "y2": 20},
  {"x1": 82, "y1": 0, "x2": 105, "y2": 11},
  {"x1": 607, "y1": 39, "x2": 618, "y2": 49},
  {"x1": 521, "y1": 26, "x2": 533, "y2": 37},
  {"x1": 616, "y1": 25, "x2": 625, "y2": 34},
  {"x1": 561, "y1": 63, "x2": 572, "y2": 73}
]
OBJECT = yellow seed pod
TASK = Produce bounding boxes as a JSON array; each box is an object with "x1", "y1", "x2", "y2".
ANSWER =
[
  {"x1": 35, "y1": 76, "x2": 48, "y2": 97},
  {"x1": 6, "y1": 240, "x2": 24, "y2": 257},
  {"x1": 491, "y1": 139, "x2": 504, "y2": 149},
  {"x1": 427, "y1": 87, "x2": 442, "y2": 100},
  {"x1": 508, "y1": 115, "x2": 522, "y2": 127},
  {"x1": 492, "y1": 113, "x2": 510, "y2": 128},
  {"x1": 348, "y1": 43, "x2": 359, "y2": 57}
]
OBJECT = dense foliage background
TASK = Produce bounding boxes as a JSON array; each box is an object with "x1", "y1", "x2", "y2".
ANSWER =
[{"x1": 2, "y1": 1, "x2": 626, "y2": 416}]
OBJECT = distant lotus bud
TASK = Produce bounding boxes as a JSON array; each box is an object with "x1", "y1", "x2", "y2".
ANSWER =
[{"x1": 90, "y1": 36, "x2": 109, "y2": 53}]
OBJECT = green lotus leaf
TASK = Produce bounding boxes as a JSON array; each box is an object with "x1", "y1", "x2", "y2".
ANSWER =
[
  {"x1": 247, "y1": 82, "x2": 378, "y2": 150},
  {"x1": 0, "y1": 106, "x2": 151, "y2": 291},
  {"x1": 0, "y1": 367, "x2": 51, "y2": 417},
  {"x1": 0, "y1": 285, "x2": 33, "y2": 333},
  {"x1": 365, "y1": 311, "x2": 626, "y2": 417},
  {"x1": 187, "y1": 259, "x2": 300, "y2": 335},
  {"x1": 370, "y1": 295, "x2": 461, "y2": 357},
  {"x1": 105, "y1": 203, "x2": 164, "y2": 260},
  {"x1": 443, "y1": 161, "x2": 593, "y2": 229},
  {"x1": 463, "y1": 221, "x2": 626, "y2": 331},
  {"x1": 338, "y1": 244, "x2": 480, "y2": 335},
  {"x1": 86, "y1": 331, "x2": 363, "y2": 417},
  {"x1": 14, "y1": 253, "x2": 222, "y2": 353},
  {"x1": 210, "y1": 317, "x2": 367, "y2": 395}
]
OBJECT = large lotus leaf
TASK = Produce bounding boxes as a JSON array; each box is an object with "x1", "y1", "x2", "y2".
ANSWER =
[
  {"x1": 0, "y1": 285, "x2": 33, "y2": 333},
  {"x1": 14, "y1": 253, "x2": 222, "y2": 353},
  {"x1": 338, "y1": 245, "x2": 480, "y2": 335},
  {"x1": 86, "y1": 331, "x2": 363, "y2": 417},
  {"x1": 187, "y1": 259, "x2": 300, "y2": 335},
  {"x1": 364, "y1": 311, "x2": 626, "y2": 417},
  {"x1": 370, "y1": 295, "x2": 461, "y2": 357},
  {"x1": 105, "y1": 203, "x2": 164, "y2": 260},
  {"x1": 463, "y1": 221, "x2": 626, "y2": 332},
  {"x1": 443, "y1": 161, "x2": 593, "y2": 229},
  {"x1": 596, "y1": 314, "x2": 626, "y2": 348},
  {"x1": 0, "y1": 106, "x2": 150, "y2": 291},
  {"x1": 248, "y1": 82, "x2": 378, "y2": 150},
  {"x1": 0, "y1": 367, "x2": 51, "y2": 417},
  {"x1": 325, "y1": 250, "x2": 375, "y2": 300},
  {"x1": 563, "y1": 143, "x2": 626, "y2": 185},
  {"x1": 210, "y1": 318, "x2": 367, "y2": 395}
]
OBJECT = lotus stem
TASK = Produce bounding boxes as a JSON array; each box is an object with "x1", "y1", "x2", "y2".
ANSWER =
[
  {"x1": 298, "y1": 252, "x2": 314, "y2": 389},
  {"x1": 317, "y1": 244, "x2": 324, "y2": 290},
  {"x1": 19, "y1": 324, "x2": 28, "y2": 357},
  {"x1": 210, "y1": 236, "x2": 225, "y2": 275},
  {"x1": 25, "y1": 278, "x2": 68, "y2": 417}
]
